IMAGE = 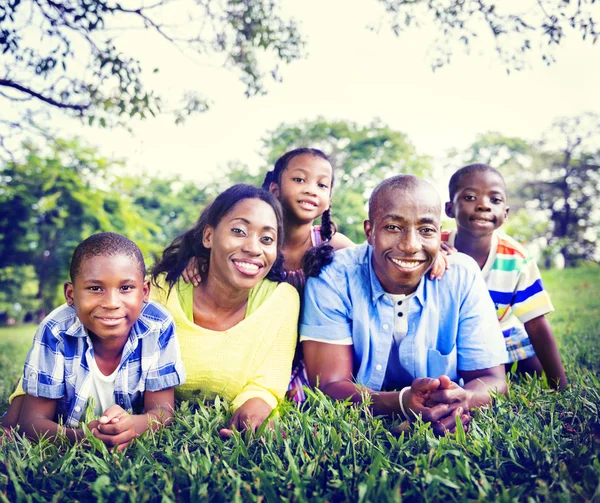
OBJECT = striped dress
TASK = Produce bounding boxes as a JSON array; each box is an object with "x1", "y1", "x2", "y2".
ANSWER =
[
  {"x1": 442, "y1": 230, "x2": 554, "y2": 362},
  {"x1": 285, "y1": 226, "x2": 323, "y2": 404}
]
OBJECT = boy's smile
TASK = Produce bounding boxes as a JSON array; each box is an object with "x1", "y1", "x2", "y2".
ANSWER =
[
  {"x1": 445, "y1": 171, "x2": 509, "y2": 238},
  {"x1": 64, "y1": 254, "x2": 150, "y2": 343}
]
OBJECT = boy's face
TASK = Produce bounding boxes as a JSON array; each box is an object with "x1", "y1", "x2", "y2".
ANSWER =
[
  {"x1": 445, "y1": 171, "x2": 509, "y2": 238},
  {"x1": 364, "y1": 184, "x2": 441, "y2": 295},
  {"x1": 64, "y1": 254, "x2": 150, "y2": 343}
]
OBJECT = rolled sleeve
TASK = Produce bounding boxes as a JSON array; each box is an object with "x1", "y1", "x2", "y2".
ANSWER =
[
  {"x1": 457, "y1": 268, "x2": 509, "y2": 371},
  {"x1": 22, "y1": 324, "x2": 66, "y2": 399},
  {"x1": 299, "y1": 272, "x2": 353, "y2": 343},
  {"x1": 145, "y1": 320, "x2": 186, "y2": 391}
]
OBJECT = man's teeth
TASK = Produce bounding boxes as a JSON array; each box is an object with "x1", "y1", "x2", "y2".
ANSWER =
[
  {"x1": 236, "y1": 261, "x2": 259, "y2": 271},
  {"x1": 390, "y1": 258, "x2": 421, "y2": 269}
]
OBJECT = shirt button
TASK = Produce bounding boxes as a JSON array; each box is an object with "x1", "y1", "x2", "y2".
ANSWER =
[
  {"x1": 383, "y1": 324, "x2": 389, "y2": 330},
  {"x1": 74, "y1": 406, "x2": 81, "y2": 412},
  {"x1": 29, "y1": 371, "x2": 36, "y2": 378},
  {"x1": 375, "y1": 364, "x2": 382, "y2": 371},
  {"x1": 398, "y1": 312, "x2": 404, "y2": 317},
  {"x1": 397, "y1": 300, "x2": 402, "y2": 306}
]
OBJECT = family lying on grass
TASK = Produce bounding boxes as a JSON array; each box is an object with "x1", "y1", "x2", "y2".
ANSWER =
[{"x1": 1, "y1": 149, "x2": 567, "y2": 450}]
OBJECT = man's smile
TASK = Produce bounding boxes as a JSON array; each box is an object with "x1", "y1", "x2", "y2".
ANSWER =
[{"x1": 389, "y1": 257, "x2": 425, "y2": 270}]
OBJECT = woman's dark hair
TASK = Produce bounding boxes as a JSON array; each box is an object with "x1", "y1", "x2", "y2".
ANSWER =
[
  {"x1": 262, "y1": 147, "x2": 338, "y2": 245},
  {"x1": 152, "y1": 184, "x2": 285, "y2": 292}
]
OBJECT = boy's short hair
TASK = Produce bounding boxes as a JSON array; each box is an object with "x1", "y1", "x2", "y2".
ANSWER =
[
  {"x1": 448, "y1": 164, "x2": 506, "y2": 200},
  {"x1": 70, "y1": 232, "x2": 146, "y2": 282}
]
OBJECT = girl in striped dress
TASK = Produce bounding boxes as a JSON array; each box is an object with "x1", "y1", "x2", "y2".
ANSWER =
[{"x1": 262, "y1": 148, "x2": 354, "y2": 403}]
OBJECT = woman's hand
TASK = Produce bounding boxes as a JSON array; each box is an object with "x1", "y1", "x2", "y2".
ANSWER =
[
  {"x1": 89, "y1": 405, "x2": 137, "y2": 451},
  {"x1": 219, "y1": 397, "x2": 273, "y2": 438}
]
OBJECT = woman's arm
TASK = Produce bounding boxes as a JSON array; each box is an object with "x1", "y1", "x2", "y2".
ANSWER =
[{"x1": 223, "y1": 286, "x2": 299, "y2": 435}]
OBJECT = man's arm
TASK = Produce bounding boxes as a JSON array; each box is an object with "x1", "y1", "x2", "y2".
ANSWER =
[
  {"x1": 524, "y1": 315, "x2": 567, "y2": 389},
  {"x1": 303, "y1": 341, "x2": 458, "y2": 422},
  {"x1": 17, "y1": 394, "x2": 82, "y2": 442},
  {"x1": 426, "y1": 366, "x2": 506, "y2": 412}
]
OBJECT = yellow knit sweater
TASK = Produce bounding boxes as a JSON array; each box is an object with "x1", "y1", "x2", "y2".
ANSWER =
[{"x1": 151, "y1": 278, "x2": 299, "y2": 410}]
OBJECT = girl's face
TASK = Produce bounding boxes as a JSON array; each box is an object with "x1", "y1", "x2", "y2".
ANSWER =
[
  {"x1": 202, "y1": 198, "x2": 278, "y2": 291},
  {"x1": 270, "y1": 154, "x2": 333, "y2": 223}
]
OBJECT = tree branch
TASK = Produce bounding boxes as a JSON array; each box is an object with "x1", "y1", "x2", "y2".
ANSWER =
[{"x1": 0, "y1": 79, "x2": 91, "y2": 111}]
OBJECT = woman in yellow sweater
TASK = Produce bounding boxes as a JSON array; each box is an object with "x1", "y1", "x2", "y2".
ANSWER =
[{"x1": 150, "y1": 184, "x2": 299, "y2": 436}]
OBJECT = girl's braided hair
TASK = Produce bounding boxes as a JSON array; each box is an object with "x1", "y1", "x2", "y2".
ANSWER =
[{"x1": 262, "y1": 147, "x2": 338, "y2": 277}]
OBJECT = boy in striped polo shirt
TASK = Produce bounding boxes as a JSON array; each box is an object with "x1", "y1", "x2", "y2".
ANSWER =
[{"x1": 443, "y1": 164, "x2": 567, "y2": 389}]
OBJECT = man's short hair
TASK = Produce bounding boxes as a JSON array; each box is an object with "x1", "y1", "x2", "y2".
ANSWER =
[
  {"x1": 70, "y1": 232, "x2": 146, "y2": 282},
  {"x1": 448, "y1": 164, "x2": 506, "y2": 200},
  {"x1": 368, "y1": 175, "x2": 436, "y2": 221}
]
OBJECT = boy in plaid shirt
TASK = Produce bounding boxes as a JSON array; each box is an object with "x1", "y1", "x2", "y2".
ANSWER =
[{"x1": 3, "y1": 233, "x2": 185, "y2": 449}]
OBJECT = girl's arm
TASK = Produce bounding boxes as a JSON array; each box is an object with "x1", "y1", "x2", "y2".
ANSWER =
[{"x1": 329, "y1": 232, "x2": 355, "y2": 251}]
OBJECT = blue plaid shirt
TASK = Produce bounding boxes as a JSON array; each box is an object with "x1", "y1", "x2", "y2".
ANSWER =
[
  {"x1": 300, "y1": 243, "x2": 508, "y2": 390},
  {"x1": 22, "y1": 301, "x2": 185, "y2": 427}
]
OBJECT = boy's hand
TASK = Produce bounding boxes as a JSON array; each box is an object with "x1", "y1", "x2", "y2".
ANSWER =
[
  {"x1": 429, "y1": 251, "x2": 451, "y2": 280},
  {"x1": 439, "y1": 242, "x2": 457, "y2": 255},
  {"x1": 89, "y1": 405, "x2": 137, "y2": 451},
  {"x1": 219, "y1": 397, "x2": 273, "y2": 438}
]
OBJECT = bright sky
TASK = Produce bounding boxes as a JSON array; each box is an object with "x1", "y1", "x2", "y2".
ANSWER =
[{"x1": 51, "y1": 0, "x2": 600, "y2": 183}]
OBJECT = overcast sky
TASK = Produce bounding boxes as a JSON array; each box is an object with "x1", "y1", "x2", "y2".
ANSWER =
[{"x1": 47, "y1": 0, "x2": 600, "y2": 184}]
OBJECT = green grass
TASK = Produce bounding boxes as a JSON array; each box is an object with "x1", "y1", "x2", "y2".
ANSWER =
[{"x1": 1, "y1": 267, "x2": 599, "y2": 502}]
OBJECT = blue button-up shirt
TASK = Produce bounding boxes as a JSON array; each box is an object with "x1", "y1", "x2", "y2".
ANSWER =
[
  {"x1": 299, "y1": 243, "x2": 508, "y2": 390},
  {"x1": 22, "y1": 301, "x2": 186, "y2": 427}
]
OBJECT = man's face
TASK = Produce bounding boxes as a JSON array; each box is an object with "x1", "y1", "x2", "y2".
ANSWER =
[{"x1": 364, "y1": 185, "x2": 441, "y2": 295}]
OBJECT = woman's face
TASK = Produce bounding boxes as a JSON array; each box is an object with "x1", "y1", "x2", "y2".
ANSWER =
[{"x1": 202, "y1": 198, "x2": 278, "y2": 291}]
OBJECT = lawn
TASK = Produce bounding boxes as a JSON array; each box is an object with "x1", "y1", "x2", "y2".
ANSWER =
[{"x1": 0, "y1": 266, "x2": 599, "y2": 502}]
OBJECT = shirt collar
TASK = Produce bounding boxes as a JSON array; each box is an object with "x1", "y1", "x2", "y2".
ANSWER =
[{"x1": 366, "y1": 244, "x2": 427, "y2": 307}]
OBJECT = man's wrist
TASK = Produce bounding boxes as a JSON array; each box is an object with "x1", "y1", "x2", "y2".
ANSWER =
[{"x1": 398, "y1": 386, "x2": 411, "y2": 420}]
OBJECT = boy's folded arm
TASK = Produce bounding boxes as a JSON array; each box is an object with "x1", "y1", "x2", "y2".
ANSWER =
[
  {"x1": 17, "y1": 394, "x2": 82, "y2": 443},
  {"x1": 524, "y1": 315, "x2": 568, "y2": 389},
  {"x1": 134, "y1": 387, "x2": 175, "y2": 434}
]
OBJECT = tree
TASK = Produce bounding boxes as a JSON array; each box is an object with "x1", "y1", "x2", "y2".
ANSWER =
[
  {"x1": 0, "y1": 138, "x2": 159, "y2": 318},
  {"x1": 521, "y1": 114, "x2": 600, "y2": 266},
  {"x1": 0, "y1": 0, "x2": 304, "y2": 157},
  {"x1": 375, "y1": 0, "x2": 600, "y2": 71},
  {"x1": 262, "y1": 118, "x2": 432, "y2": 242},
  {"x1": 3, "y1": 1, "x2": 598, "y2": 159}
]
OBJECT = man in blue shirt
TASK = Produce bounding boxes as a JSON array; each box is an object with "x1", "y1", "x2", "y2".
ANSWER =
[{"x1": 300, "y1": 175, "x2": 508, "y2": 434}]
